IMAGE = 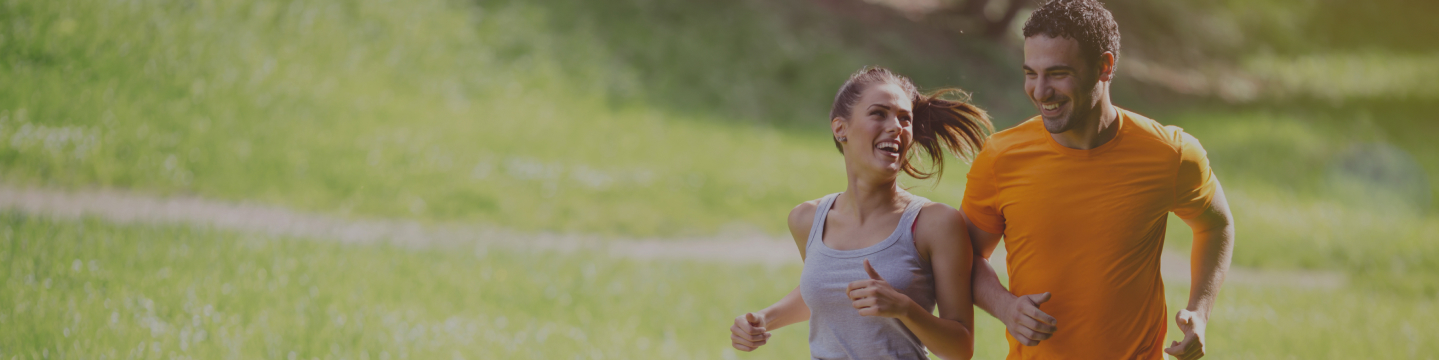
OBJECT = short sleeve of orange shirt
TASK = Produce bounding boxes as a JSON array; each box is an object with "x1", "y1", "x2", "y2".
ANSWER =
[
  {"x1": 961, "y1": 108, "x2": 1219, "y2": 360},
  {"x1": 962, "y1": 139, "x2": 1006, "y2": 234},
  {"x1": 1174, "y1": 132, "x2": 1219, "y2": 219}
]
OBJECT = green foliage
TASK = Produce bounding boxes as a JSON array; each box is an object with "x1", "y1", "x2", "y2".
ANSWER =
[{"x1": 1106, "y1": 0, "x2": 1439, "y2": 59}]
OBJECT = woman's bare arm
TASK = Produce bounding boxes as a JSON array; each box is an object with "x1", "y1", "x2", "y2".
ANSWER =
[
  {"x1": 848, "y1": 203, "x2": 975, "y2": 359},
  {"x1": 903, "y1": 204, "x2": 976, "y2": 359},
  {"x1": 730, "y1": 201, "x2": 817, "y2": 352}
]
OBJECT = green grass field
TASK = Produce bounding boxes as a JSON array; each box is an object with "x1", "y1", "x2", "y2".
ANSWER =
[
  {"x1": 2, "y1": 0, "x2": 1438, "y2": 358},
  {"x1": 4, "y1": 0, "x2": 1437, "y2": 286},
  {"x1": 3, "y1": 214, "x2": 1436, "y2": 359},
  {"x1": 0, "y1": 0, "x2": 1023, "y2": 238}
]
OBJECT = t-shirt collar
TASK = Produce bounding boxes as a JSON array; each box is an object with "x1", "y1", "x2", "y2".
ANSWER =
[{"x1": 1043, "y1": 106, "x2": 1127, "y2": 158}]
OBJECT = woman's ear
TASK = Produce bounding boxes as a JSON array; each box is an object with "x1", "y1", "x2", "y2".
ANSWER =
[{"x1": 831, "y1": 116, "x2": 848, "y2": 143}]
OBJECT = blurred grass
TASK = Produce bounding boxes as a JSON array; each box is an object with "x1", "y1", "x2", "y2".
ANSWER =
[
  {"x1": 3, "y1": 214, "x2": 1436, "y2": 359},
  {"x1": 1158, "y1": 108, "x2": 1439, "y2": 296},
  {"x1": 0, "y1": 213, "x2": 811, "y2": 359},
  {"x1": 0, "y1": 0, "x2": 880, "y2": 237},
  {"x1": 3, "y1": 0, "x2": 1438, "y2": 358},
  {"x1": 1244, "y1": 52, "x2": 1439, "y2": 101},
  {"x1": 2, "y1": 0, "x2": 1438, "y2": 296}
]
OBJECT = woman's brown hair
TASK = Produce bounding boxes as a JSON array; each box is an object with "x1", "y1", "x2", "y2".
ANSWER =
[{"x1": 829, "y1": 66, "x2": 993, "y2": 180}]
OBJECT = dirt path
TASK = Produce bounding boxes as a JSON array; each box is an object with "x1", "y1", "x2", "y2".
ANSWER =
[{"x1": 0, "y1": 185, "x2": 1344, "y2": 289}]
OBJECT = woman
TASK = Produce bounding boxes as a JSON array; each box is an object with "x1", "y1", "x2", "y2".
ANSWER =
[{"x1": 728, "y1": 67, "x2": 992, "y2": 360}]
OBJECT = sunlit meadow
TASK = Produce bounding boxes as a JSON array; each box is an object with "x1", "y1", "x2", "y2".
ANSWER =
[
  {"x1": 2, "y1": 0, "x2": 1437, "y2": 358},
  {"x1": 3, "y1": 214, "x2": 1436, "y2": 359}
]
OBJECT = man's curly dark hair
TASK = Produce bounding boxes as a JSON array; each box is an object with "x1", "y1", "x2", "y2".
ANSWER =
[{"x1": 1022, "y1": 0, "x2": 1121, "y2": 70}]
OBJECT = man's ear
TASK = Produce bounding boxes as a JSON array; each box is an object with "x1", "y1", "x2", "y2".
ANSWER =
[{"x1": 1098, "y1": 52, "x2": 1117, "y2": 82}]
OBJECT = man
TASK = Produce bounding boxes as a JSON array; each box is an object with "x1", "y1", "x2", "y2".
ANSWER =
[{"x1": 961, "y1": 0, "x2": 1235, "y2": 359}]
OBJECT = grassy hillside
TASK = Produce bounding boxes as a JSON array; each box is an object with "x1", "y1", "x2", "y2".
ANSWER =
[
  {"x1": 4, "y1": 0, "x2": 1439, "y2": 358},
  {"x1": 0, "y1": 0, "x2": 1029, "y2": 238},
  {"x1": 1, "y1": 0, "x2": 1436, "y2": 293}
]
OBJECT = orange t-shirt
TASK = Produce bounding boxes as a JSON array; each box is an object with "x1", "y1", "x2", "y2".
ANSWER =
[{"x1": 962, "y1": 108, "x2": 1218, "y2": 360}]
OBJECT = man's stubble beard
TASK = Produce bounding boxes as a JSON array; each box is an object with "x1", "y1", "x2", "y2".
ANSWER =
[
  {"x1": 1042, "y1": 114, "x2": 1070, "y2": 134},
  {"x1": 1043, "y1": 104, "x2": 1089, "y2": 134},
  {"x1": 1042, "y1": 79, "x2": 1102, "y2": 135}
]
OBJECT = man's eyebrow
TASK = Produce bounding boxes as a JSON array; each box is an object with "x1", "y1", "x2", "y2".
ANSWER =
[
  {"x1": 1022, "y1": 64, "x2": 1077, "y2": 73},
  {"x1": 1045, "y1": 65, "x2": 1076, "y2": 72}
]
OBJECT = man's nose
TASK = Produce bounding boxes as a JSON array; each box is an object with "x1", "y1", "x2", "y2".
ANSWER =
[{"x1": 1032, "y1": 80, "x2": 1052, "y2": 102}]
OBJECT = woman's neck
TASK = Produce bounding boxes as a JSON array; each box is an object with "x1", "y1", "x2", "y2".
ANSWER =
[{"x1": 840, "y1": 173, "x2": 908, "y2": 225}]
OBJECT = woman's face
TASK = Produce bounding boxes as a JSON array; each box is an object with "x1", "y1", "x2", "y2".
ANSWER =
[{"x1": 833, "y1": 82, "x2": 913, "y2": 178}]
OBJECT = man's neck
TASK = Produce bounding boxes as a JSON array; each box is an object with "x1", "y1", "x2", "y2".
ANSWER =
[{"x1": 1051, "y1": 100, "x2": 1120, "y2": 150}]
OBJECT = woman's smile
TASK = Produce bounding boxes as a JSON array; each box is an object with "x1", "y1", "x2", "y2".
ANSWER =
[{"x1": 875, "y1": 139, "x2": 901, "y2": 159}]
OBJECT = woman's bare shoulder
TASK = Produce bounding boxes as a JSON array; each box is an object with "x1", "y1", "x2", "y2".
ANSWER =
[
  {"x1": 786, "y1": 199, "x2": 823, "y2": 240},
  {"x1": 914, "y1": 202, "x2": 972, "y2": 252}
]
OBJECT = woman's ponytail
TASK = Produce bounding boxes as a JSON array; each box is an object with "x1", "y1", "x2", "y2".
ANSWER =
[{"x1": 904, "y1": 88, "x2": 993, "y2": 180}]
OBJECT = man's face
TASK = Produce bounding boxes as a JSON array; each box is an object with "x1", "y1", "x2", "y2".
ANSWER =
[{"x1": 1023, "y1": 35, "x2": 1103, "y2": 134}]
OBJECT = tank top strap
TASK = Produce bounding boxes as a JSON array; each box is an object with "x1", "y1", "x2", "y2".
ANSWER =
[
  {"x1": 897, "y1": 195, "x2": 929, "y2": 237},
  {"x1": 807, "y1": 193, "x2": 842, "y2": 248}
]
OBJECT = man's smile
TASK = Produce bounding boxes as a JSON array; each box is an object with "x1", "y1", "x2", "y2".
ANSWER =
[{"x1": 1040, "y1": 100, "x2": 1067, "y2": 117}]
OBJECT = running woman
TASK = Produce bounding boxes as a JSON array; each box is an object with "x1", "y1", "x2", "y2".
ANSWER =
[{"x1": 729, "y1": 67, "x2": 993, "y2": 360}]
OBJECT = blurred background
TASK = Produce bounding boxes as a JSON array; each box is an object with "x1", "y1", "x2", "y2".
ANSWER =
[{"x1": 1, "y1": 0, "x2": 1436, "y2": 358}]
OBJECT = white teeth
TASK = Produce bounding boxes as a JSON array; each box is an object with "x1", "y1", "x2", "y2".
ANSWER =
[
  {"x1": 1043, "y1": 103, "x2": 1058, "y2": 110},
  {"x1": 876, "y1": 141, "x2": 899, "y2": 152}
]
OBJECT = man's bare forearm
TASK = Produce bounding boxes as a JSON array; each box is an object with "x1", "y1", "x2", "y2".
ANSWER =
[
  {"x1": 1187, "y1": 223, "x2": 1234, "y2": 316},
  {"x1": 972, "y1": 254, "x2": 1017, "y2": 319}
]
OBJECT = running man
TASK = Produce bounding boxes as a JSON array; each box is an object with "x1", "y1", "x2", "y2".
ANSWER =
[{"x1": 962, "y1": 1, "x2": 1235, "y2": 359}]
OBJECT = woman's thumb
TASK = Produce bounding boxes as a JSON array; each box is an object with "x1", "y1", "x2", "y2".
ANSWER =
[
  {"x1": 745, "y1": 312, "x2": 761, "y2": 326},
  {"x1": 864, "y1": 259, "x2": 884, "y2": 280}
]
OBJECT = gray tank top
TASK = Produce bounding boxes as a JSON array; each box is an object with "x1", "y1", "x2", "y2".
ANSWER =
[{"x1": 799, "y1": 193, "x2": 935, "y2": 360}]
